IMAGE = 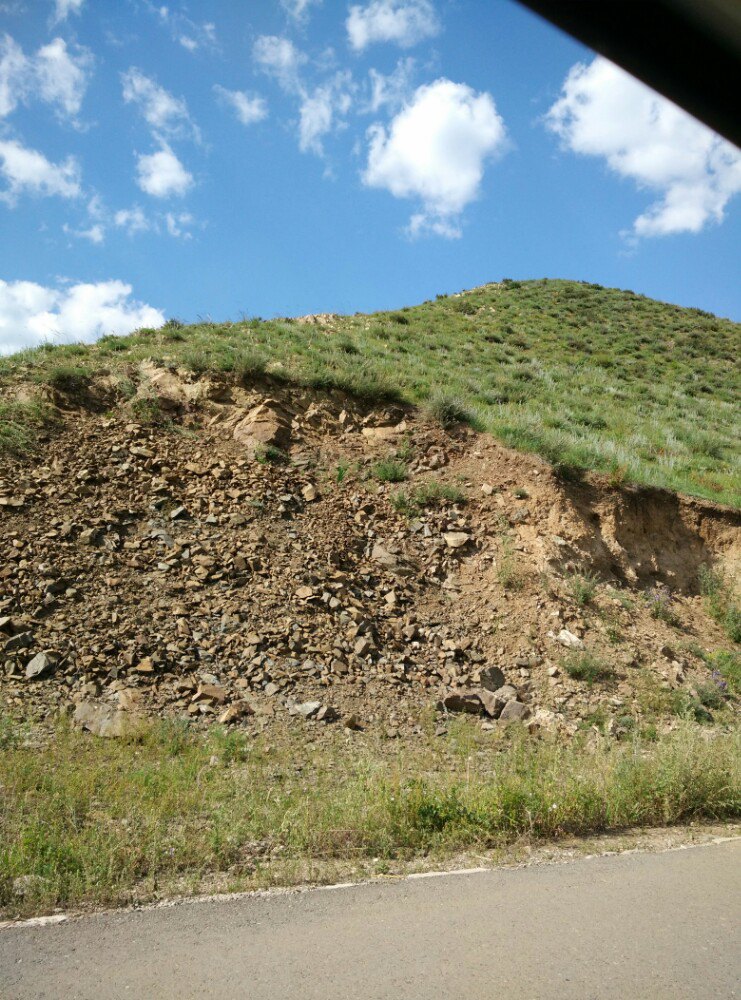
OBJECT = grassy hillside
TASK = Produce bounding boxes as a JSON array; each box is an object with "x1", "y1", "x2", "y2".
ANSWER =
[{"x1": 1, "y1": 278, "x2": 739, "y2": 506}]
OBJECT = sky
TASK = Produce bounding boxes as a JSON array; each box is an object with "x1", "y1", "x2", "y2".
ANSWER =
[{"x1": 1, "y1": 0, "x2": 740, "y2": 354}]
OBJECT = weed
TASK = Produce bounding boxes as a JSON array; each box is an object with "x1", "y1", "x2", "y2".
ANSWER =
[
  {"x1": 497, "y1": 538, "x2": 524, "y2": 591},
  {"x1": 705, "y1": 650, "x2": 740, "y2": 696},
  {"x1": 130, "y1": 396, "x2": 163, "y2": 425},
  {"x1": 424, "y1": 392, "x2": 479, "y2": 429},
  {"x1": 335, "y1": 462, "x2": 350, "y2": 484},
  {"x1": 255, "y1": 445, "x2": 288, "y2": 465},
  {"x1": 39, "y1": 365, "x2": 89, "y2": 394},
  {"x1": 392, "y1": 479, "x2": 466, "y2": 515},
  {"x1": 1, "y1": 721, "x2": 738, "y2": 917},
  {"x1": 513, "y1": 487, "x2": 529, "y2": 499},
  {"x1": 563, "y1": 652, "x2": 613, "y2": 683},
  {"x1": 646, "y1": 585, "x2": 681, "y2": 627},
  {"x1": 699, "y1": 565, "x2": 741, "y2": 643},
  {"x1": 567, "y1": 570, "x2": 600, "y2": 607},
  {"x1": 371, "y1": 459, "x2": 408, "y2": 483}
]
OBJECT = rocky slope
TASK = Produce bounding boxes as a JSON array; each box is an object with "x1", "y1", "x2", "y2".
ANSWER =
[{"x1": 0, "y1": 365, "x2": 739, "y2": 740}]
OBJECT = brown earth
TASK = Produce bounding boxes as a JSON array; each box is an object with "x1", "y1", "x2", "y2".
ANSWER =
[{"x1": 0, "y1": 364, "x2": 739, "y2": 740}]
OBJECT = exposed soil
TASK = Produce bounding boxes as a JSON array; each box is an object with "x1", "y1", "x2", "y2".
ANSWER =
[{"x1": 1, "y1": 365, "x2": 739, "y2": 739}]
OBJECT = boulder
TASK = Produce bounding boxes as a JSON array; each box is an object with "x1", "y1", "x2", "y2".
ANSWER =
[{"x1": 73, "y1": 701, "x2": 131, "y2": 738}]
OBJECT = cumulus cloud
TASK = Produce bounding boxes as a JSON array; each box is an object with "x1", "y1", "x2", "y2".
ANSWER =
[
  {"x1": 0, "y1": 138, "x2": 81, "y2": 203},
  {"x1": 253, "y1": 35, "x2": 306, "y2": 93},
  {"x1": 52, "y1": 0, "x2": 85, "y2": 24},
  {"x1": 122, "y1": 67, "x2": 198, "y2": 141},
  {"x1": 213, "y1": 85, "x2": 267, "y2": 126},
  {"x1": 0, "y1": 34, "x2": 92, "y2": 122},
  {"x1": 363, "y1": 78, "x2": 507, "y2": 237},
  {"x1": 545, "y1": 56, "x2": 741, "y2": 238},
  {"x1": 347, "y1": 0, "x2": 439, "y2": 51},
  {"x1": 298, "y1": 72, "x2": 353, "y2": 155},
  {"x1": 0, "y1": 278, "x2": 164, "y2": 354},
  {"x1": 135, "y1": 144, "x2": 193, "y2": 198}
]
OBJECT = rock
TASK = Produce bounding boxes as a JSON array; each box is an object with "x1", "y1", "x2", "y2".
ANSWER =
[
  {"x1": 5, "y1": 631, "x2": 33, "y2": 654},
  {"x1": 478, "y1": 684, "x2": 518, "y2": 718},
  {"x1": 73, "y1": 701, "x2": 130, "y2": 738},
  {"x1": 135, "y1": 657, "x2": 155, "y2": 673},
  {"x1": 218, "y1": 700, "x2": 254, "y2": 724},
  {"x1": 25, "y1": 652, "x2": 54, "y2": 679},
  {"x1": 295, "y1": 701, "x2": 321, "y2": 719},
  {"x1": 315, "y1": 705, "x2": 338, "y2": 723},
  {"x1": 478, "y1": 665, "x2": 506, "y2": 692},
  {"x1": 195, "y1": 683, "x2": 227, "y2": 704},
  {"x1": 443, "y1": 532, "x2": 469, "y2": 549},
  {"x1": 296, "y1": 586, "x2": 314, "y2": 600},
  {"x1": 558, "y1": 628, "x2": 584, "y2": 649},
  {"x1": 301, "y1": 484, "x2": 318, "y2": 502},
  {"x1": 233, "y1": 401, "x2": 291, "y2": 452},
  {"x1": 354, "y1": 637, "x2": 373, "y2": 657},
  {"x1": 442, "y1": 690, "x2": 482, "y2": 714},
  {"x1": 371, "y1": 544, "x2": 398, "y2": 568},
  {"x1": 499, "y1": 700, "x2": 530, "y2": 722}
]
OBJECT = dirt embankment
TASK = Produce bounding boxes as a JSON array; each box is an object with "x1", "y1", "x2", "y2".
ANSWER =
[{"x1": 0, "y1": 364, "x2": 738, "y2": 739}]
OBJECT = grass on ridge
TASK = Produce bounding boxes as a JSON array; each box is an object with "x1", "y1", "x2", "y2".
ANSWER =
[
  {"x1": 0, "y1": 718, "x2": 738, "y2": 918},
  {"x1": 0, "y1": 279, "x2": 739, "y2": 506}
]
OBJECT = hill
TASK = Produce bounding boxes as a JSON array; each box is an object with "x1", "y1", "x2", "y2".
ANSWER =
[
  {"x1": 0, "y1": 278, "x2": 739, "y2": 917},
  {"x1": 1, "y1": 278, "x2": 739, "y2": 506}
]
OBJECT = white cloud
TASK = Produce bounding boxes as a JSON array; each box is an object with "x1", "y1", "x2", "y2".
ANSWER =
[
  {"x1": 298, "y1": 72, "x2": 353, "y2": 155},
  {"x1": 0, "y1": 278, "x2": 164, "y2": 354},
  {"x1": 545, "y1": 56, "x2": 741, "y2": 238},
  {"x1": 366, "y1": 57, "x2": 414, "y2": 112},
  {"x1": 35, "y1": 37, "x2": 93, "y2": 120},
  {"x1": 347, "y1": 0, "x2": 439, "y2": 51},
  {"x1": 52, "y1": 0, "x2": 85, "y2": 24},
  {"x1": 135, "y1": 144, "x2": 193, "y2": 198},
  {"x1": 121, "y1": 67, "x2": 198, "y2": 141},
  {"x1": 280, "y1": 0, "x2": 321, "y2": 23},
  {"x1": 0, "y1": 34, "x2": 92, "y2": 122},
  {"x1": 0, "y1": 34, "x2": 26, "y2": 116},
  {"x1": 0, "y1": 138, "x2": 81, "y2": 203},
  {"x1": 63, "y1": 221, "x2": 104, "y2": 244},
  {"x1": 148, "y1": 3, "x2": 216, "y2": 54},
  {"x1": 363, "y1": 78, "x2": 507, "y2": 237},
  {"x1": 213, "y1": 85, "x2": 267, "y2": 126},
  {"x1": 165, "y1": 211, "x2": 193, "y2": 238},
  {"x1": 253, "y1": 35, "x2": 306, "y2": 93},
  {"x1": 114, "y1": 205, "x2": 150, "y2": 235}
]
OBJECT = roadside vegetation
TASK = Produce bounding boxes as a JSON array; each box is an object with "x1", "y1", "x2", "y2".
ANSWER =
[
  {"x1": 0, "y1": 718, "x2": 738, "y2": 918},
  {"x1": 1, "y1": 279, "x2": 738, "y2": 506}
]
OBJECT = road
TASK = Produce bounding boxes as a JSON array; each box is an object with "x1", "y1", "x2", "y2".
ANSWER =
[{"x1": 1, "y1": 840, "x2": 739, "y2": 999}]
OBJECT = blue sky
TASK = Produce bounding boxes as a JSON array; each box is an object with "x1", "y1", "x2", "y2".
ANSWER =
[{"x1": 1, "y1": 0, "x2": 739, "y2": 353}]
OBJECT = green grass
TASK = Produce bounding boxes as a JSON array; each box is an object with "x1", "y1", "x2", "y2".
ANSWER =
[
  {"x1": 1, "y1": 279, "x2": 739, "y2": 505},
  {"x1": 0, "y1": 719, "x2": 737, "y2": 917},
  {"x1": 699, "y1": 566, "x2": 741, "y2": 643},
  {"x1": 391, "y1": 479, "x2": 466, "y2": 515},
  {"x1": 371, "y1": 459, "x2": 409, "y2": 483},
  {"x1": 563, "y1": 652, "x2": 613, "y2": 683},
  {"x1": 567, "y1": 571, "x2": 600, "y2": 607}
]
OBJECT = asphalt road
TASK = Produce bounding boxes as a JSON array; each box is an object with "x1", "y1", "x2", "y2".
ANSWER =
[{"x1": 1, "y1": 840, "x2": 739, "y2": 999}]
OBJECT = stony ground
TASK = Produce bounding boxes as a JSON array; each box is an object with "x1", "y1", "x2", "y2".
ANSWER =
[{"x1": 1, "y1": 365, "x2": 739, "y2": 742}]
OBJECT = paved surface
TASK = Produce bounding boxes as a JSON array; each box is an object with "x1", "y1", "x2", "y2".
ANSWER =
[{"x1": 1, "y1": 841, "x2": 739, "y2": 999}]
